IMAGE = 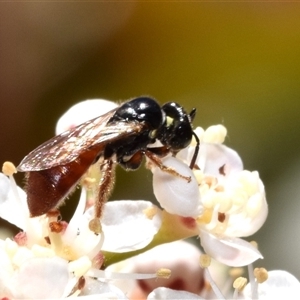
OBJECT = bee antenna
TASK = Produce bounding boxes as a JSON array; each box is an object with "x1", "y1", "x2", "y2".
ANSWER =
[
  {"x1": 189, "y1": 108, "x2": 197, "y2": 122},
  {"x1": 189, "y1": 131, "x2": 200, "y2": 169}
]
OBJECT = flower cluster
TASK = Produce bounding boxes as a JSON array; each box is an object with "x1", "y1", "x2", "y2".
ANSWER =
[
  {"x1": 0, "y1": 98, "x2": 299, "y2": 299},
  {"x1": 0, "y1": 163, "x2": 163, "y2": 298},
  {"x1": 152, "y1": 124, "x2": 267, "y2": 267}
]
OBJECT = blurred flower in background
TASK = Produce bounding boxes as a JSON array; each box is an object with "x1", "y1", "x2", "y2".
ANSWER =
[{"x1": 1, "y1": 2, "x2": 300, "y2": 285}]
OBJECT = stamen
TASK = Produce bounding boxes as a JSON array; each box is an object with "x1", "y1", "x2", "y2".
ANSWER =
[
  {"x1": 87, "y1": 268, "x2": 171, "y2": 281},
  {"x1": 143, "y1": 206, "x2": 158, "y2": 220},
  {"x1": 156, "y1": 268, "x2": 171, "y2": 279},
  {"x1": 233, "y1": 277, "x2": 247, "y2": 290},
  {"x1": 254, "y1": 267, "x2": 268, "y2": 283},
  {"x1": 2, "y1": 162, "x2": 25, "y2": 210},
  {"x1": 2, "y1": 161, "x2": 17, "y2": 176},
  {"x1": 89, "y1": 218, "x2": 102, "y2": 234},
  {"x1": 64, "y1": 188, "x2": 87, "y2": 244},
  {"x1": 232, "y1": 277, "x2": 247, "y2": 299},
  {"x1": 250, "y1": 240, "x2": 258, "y2": 249},
  {"x1": 199, "y1": 254, "x2": 225, "y2": 300},
  {"x1": 223, "y1": 267, "x2": 245, "y2": 297},
  {"x1": 199, "y1": 254, "x2": 211, "y2": 268},
  {"x1": 49, "y1": 221, "x2": 65, "y2": 233},
  {"x1": 248, "y1": 263, "x2": 258, "y2": 300}
]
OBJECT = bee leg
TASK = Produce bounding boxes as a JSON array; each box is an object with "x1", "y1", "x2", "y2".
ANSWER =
[
  {"x1": 118, "y1": 150, "x2": 144, "y2": 170},
  {"x1": 145, "y1": 149, "x2": 191, "y2": 183},
  {"x1": 89, "y1": 159, "x2": 116, "y2": 234},
  {"x1": 144, "y1": 145, "x2": 170, "y2": 157}
]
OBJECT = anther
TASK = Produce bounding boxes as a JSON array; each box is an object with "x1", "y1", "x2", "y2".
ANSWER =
[
  {"x1": 156, "y1": 268, "x2": 171, "y2": 279},
  {"x1": 143, "y1": 206, "x2": 158, "y2": 220},
  {"x1": 199, "y1": 254, "x2": 211, "y2": 268},
  {"x1": 254, "y1": 267, "x2": 268, "y2": 283},
  {"x1": 233, "y1": 277, "x2": 247, "y2": 291},
  {"x1": 89, "y1": 218, "x2": 102, "y2": 234},
  {"x1": 49, "y1": 221, "x2": 65, "y2": 233},
  {"x1": 2, "y1": 161, "x2": 17, "y2": 176}
]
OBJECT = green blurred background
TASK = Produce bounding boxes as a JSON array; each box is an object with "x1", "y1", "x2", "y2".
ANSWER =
[{"x1": 1, "y1": 3, "x2": 300, "y2": 278}]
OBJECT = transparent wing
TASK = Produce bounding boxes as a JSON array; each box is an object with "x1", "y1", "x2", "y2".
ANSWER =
[{"x1": 18, "y1": 109, "x2": 144, "y2": 171}]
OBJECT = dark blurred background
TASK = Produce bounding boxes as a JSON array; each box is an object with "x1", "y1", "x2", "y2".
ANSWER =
[{"x1": 1, "y1": 3, "x2": 300, "y2": 278}]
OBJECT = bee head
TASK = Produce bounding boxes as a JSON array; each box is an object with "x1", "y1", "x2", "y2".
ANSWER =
[{"x1": 158, "y1": 102, "x2": 196, "y2": 153}]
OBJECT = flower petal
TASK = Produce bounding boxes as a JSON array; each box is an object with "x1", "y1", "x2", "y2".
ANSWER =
[
  {"x1": 129, "y1": 241, "x2": 204, "y2": 296},
  {"x1": 242, "y1": 270, "x2": 300, "y2": 299},
  {"x1": 200, "y1": 144, "x2": 243, "y2": 177},
  {"x1": 100, "y1": 201, "x2": 162, "y2": 252},
  {"x1": 0, "y1": 245, "x2": 14, "y2": 297},
  {"x1": 9, "y1": 257, "x2": 70, "y2": 299},
  {"x1": 178, "y1": 143, "x2": 243, "y2": 178},
  {"x1": 152, "y1": 157, "x2": 202, "y2": 217},
  {"x1": 81, "y1": 277, "x2": 128, "y2": 299},
  {"x1": 63, "y1": 187, "x2": 87, "y2": 245},
  {"x1": 225, "y1": 175, "x2": 268, "y2": 237},
  {"x1": 147, "y1": 287, "x2": 204, "y2": 299},
  {"x1": 0, "y1": 173, "x2": 9, "y2": 201},
  {"x1": 55, "y1": 99, "x2": 118, "y2": 134},
  {"x1": 200, "y1": 230, "x2": 262, "y2": 267},
  {"x1": 70, "y1": 210, "x2": 104, "y2": 260},
  {"x1": 0, "y1": 173, "x2": 29, "y2": 230}
]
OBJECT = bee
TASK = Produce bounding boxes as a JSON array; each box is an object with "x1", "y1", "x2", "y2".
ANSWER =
[{"x1": 17, "y1": 97, "x2": 199, "y2": 232}]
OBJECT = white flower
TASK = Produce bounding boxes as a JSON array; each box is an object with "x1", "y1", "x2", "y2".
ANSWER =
[
  {"x1": 1, "y1": 256, "x2": 71, "y2": 299},
  {"x1": 242, "y1": 270, "x2": 300, "y2": 299},
  {"x1": 0, "y1": 168, "x2": 162, "y2": 298},
  {"x1": 145, "y1": 266, "x2": 300, "y2": 300},
  {"x1": 151, "y1": 125, "x2": 268, "y2": 267},
  {"x1": 107, "y1": 241, "x2": 206, "y2": 298}
]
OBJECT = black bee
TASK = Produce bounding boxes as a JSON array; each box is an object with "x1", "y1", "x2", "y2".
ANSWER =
[{"x1": 17, "y1": 97, "x2": 199, "y2": 232}]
